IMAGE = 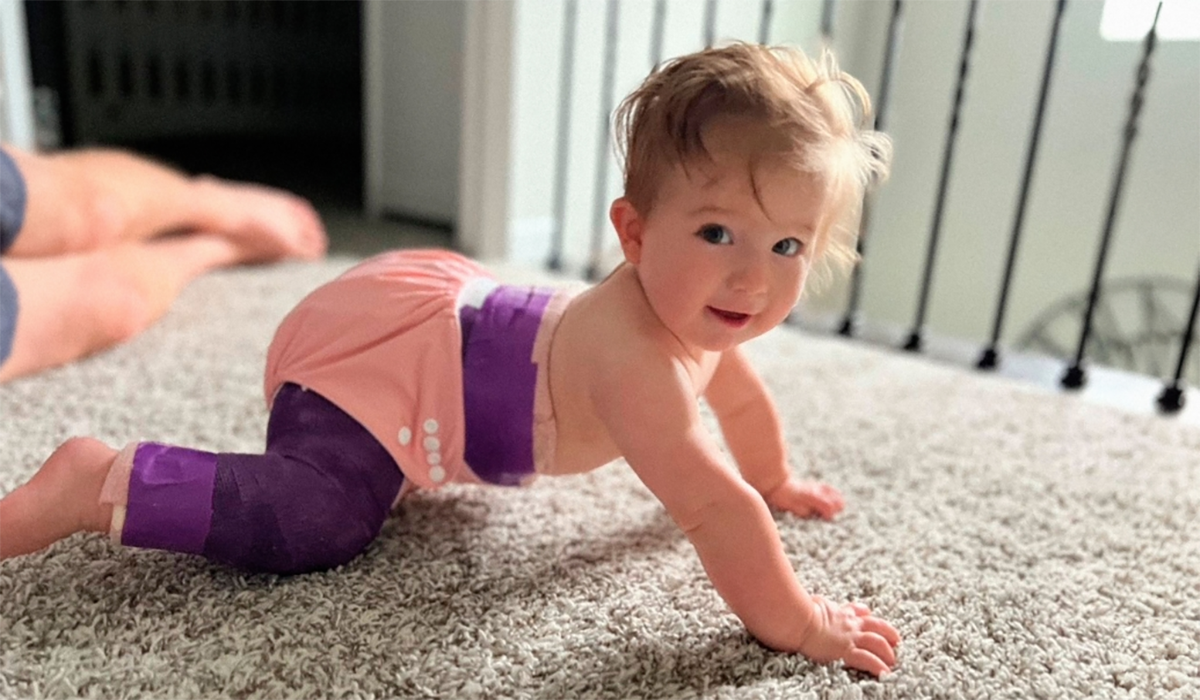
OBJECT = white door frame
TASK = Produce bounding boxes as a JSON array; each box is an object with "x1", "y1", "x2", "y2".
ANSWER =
[
  {"x1": 0, "y1": 0, "x2": 35, "y2": 148},
  {"x1": 362, "y1": 0, "x2": 387, "y2": 220},
  {"x1": 455, "y1": 0, "x2": 515, "y2": 259},
  {"x1": 363, "y1": 0, "x2": 511, "y2": 257}
]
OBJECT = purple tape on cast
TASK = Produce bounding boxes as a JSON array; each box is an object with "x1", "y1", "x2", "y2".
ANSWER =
[
  {"x1": 122, "y1": 442, "x2": 218, "y2": 554},
  {"x1": 462, "y1": 286, "x2": 552, "y2": 485}
]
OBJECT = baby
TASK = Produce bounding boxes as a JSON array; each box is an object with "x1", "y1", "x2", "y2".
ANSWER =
[{"x1": 0, "y1": 43, "x2": 900, "y2": 677}]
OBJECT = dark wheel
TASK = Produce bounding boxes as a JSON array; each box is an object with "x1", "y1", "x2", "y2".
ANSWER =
[{"x1": 1017, "y1": 276, "x2": 1199, "y2": 385}]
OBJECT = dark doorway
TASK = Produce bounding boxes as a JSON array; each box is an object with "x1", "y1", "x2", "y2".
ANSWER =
[{"x1": 24, "y1": 0, "x2": 363, "y2": 210}]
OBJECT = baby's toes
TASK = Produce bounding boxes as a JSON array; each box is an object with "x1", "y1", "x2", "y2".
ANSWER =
[{"x1": 290, "y1": 200, "x2": 328, "y2": 259}]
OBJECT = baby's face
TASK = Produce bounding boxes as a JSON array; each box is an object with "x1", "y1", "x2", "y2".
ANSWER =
[{"x1": 629, "y1": 145, "x2": 826, "y2": 354}]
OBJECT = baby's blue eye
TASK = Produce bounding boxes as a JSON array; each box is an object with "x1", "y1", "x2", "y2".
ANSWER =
[
  {"x1": 773, "y1": 238, "x2": 803, "y2": 257},
  {"x1": 698, "y1": 224, "x2": 733, "y2": 245}
]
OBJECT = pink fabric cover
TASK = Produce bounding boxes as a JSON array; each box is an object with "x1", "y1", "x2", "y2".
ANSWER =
[{"x1": 265, "y1": 250, "x2": 488, "y2": 490}]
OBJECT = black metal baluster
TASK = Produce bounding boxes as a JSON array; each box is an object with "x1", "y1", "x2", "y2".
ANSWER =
[
  {"x1": 704, "y1": 0, "x2": 717, "y2": 48},
  {"x1": 547, "y1": 0, "x2": 578, "y2": 272},
  {"x1": 586, "y1": 0, "x2": 621, "y2": 281},
  {"x1": 758, "y1": 0, "x2": 775, "y2": 45},
  {"x1": 902, "y1": 0, "x2": 980, "y2": 353},
  {"x1": 838, "y1": 0, "x2": 904, "y2": 337},
  {"x1": 977, "y1": 0, "x2": 1067, "y2": 369},
  {"x1": 1061, "y1": 1, "x2": 1163, "y2": 389},
  {"x1": 820, "y1": 0, "x2": 835, "y2": 42},
  {"x1": 1157, "y1": 263, "x2": 1200, "y2": 414},
  {"x1": 651, "y1": 0, "x2": 667, "y2": 67}
]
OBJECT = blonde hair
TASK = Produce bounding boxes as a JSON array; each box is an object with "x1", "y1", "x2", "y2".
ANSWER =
[{"x1": 614, "y1": 42, "x2": 892, "y2": 282}]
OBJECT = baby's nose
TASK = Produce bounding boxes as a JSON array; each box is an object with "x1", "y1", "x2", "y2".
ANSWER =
[{"x1": 728, "y1": 259, "x2": 768, "y2": 294}]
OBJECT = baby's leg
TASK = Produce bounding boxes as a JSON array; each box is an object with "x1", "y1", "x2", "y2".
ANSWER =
[
  {"x1": 104, "y1": 384, "x2": 403, "y2": 574},
  {"x1": 1, "y1": 385, "x2": 402, "y2": 571},
  {"x1": 1, "y1": 145, "x2": 325, "y2": 261},
  {"x1": 0, "y1": 234, "x2": 255, "y2": 382}
]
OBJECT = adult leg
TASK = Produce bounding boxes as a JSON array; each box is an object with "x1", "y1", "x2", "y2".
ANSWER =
[
  {"x1": 0, "y1": 234, "x2": 246, "y2": 382},
  {"x1": 1, "y1": 145, "x2": 326, "y2": 261},
  {"x1": 0, "y1": 385, "x2": 404, "y2": 574}
]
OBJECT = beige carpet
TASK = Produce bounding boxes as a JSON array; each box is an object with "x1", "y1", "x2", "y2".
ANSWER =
[{"x1": 1, "y1": 256, "x2": 1198, "y2": 699}]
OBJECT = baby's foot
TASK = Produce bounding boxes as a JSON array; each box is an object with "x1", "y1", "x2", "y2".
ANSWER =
[
  {"x1": 0, "y1": 437, "x2": 117, "y2": 559},
  {"x1": 191, "y1": 176, "x2": 328, "y2": 264}
]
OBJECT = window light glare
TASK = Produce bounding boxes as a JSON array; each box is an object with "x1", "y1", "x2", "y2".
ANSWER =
[{"x1": 1101, "y1": 0, "x2": 1200, "y2": 41}]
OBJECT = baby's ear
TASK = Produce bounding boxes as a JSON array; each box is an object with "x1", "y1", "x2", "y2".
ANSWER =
[{"x1": 609, "y1": 198, "x2": 645, "y2": 265}]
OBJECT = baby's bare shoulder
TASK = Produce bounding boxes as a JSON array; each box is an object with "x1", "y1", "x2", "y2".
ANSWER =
[{"x1": 564, "y1": 298, "x2": 678, "y2": 380}]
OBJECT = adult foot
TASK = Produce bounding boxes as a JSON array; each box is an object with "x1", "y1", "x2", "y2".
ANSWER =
[
  {"x1": 190, "y1": 176, "x2": 328, "y2": 263},
  {"x1": 4, "y1": 147, "x2": 327, "y2": 261}
]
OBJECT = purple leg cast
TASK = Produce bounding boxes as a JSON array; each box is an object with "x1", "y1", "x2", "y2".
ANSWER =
[{"x1": 123, "y1": 384, "x2": 403, "y2": 575}]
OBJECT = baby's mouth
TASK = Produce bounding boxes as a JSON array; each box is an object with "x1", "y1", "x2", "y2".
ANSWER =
[{"x1": 707, "y1": 306, "x2": 752, "y2": 328}]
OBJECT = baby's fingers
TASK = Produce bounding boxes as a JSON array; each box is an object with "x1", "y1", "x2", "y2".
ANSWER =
[
  {"x1": 802, "y1": 483, "x2": 844, "y2": 520},
  {"x1": 819, "y1": 483, "x2": 846, "y2": 511},
  {"x1": 862, "y1": 616, "x2": 902, "y2": 647},
  {"x1": 857, "y1": 631, "x2": 897, "y2": 668},
  {"x1": 844, "y1": 647, "x2": 892, "y2": 678}
]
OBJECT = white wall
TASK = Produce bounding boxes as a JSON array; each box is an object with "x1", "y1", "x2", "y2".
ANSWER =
[
  {"x1": 366, "y1": 0, "x2": 464, "y2": 224},
  {"x1": 502, "y1": 0, "x2": 1199, "y2": 349}
]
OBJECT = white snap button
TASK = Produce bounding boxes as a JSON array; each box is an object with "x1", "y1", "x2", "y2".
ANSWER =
[
  {"x1": 427, "y1": 451, "x2": 442, "y2": 466},
  {"x1": 423, "y1": 419, "x2": 439, "y2": 434},
  {"x1": 398, "y1": 427, "x2": 412, "y2": 446},
  {"x1": 424, "y1": 436, "x2": 441, "y2": 451},
  {"x1": 429, "y1": 466, "x2": 446, "y2": 483}
]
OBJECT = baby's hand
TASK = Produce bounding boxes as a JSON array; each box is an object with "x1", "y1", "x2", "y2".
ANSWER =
[
  {"x1": 764, "y1": 479, "x2": 845, "y2": 520},
  {"x1": 801, "y1": 596, "x2": 901, "y2": 677}
]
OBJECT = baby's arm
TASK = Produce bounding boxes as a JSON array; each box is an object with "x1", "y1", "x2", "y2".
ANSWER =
[
  {"x1": 592, "y1": 352, "x2": 898, "y2": 675},
  {"x1": 704, "y1": 347, "x2": 844, "y2": 520}
]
